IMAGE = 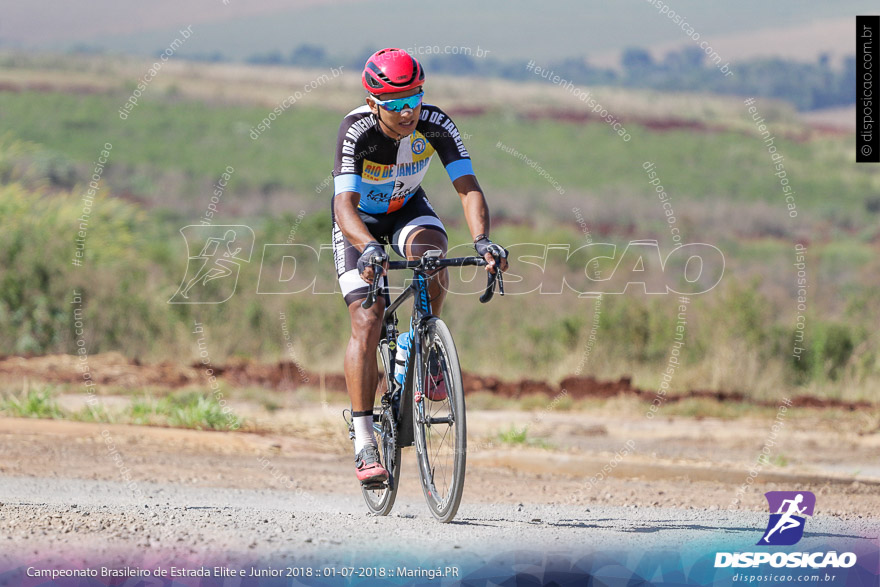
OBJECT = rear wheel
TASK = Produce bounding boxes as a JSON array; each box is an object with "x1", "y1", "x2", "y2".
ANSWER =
[
  {"x1": 413, "y1": 318, "x2": 466, "y2": 523},
  {"x1": 360, "y1": 340, "x2": 401, "y2": 515}
]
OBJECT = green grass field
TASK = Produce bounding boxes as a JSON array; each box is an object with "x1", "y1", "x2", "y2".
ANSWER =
[
  {"x1": 1, "y1": 89, "x2": 877, "y2": 228},
  {"x1": 0, "y1": 61, "x2": 878, "y2": 402}
]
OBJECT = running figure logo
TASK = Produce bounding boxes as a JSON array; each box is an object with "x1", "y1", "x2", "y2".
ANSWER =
[
  {"x1": 758, "y1": 491, "x2": 816, "y2": 546},
  {"x1": 169, "y1": 225, "x2": 255, "y2": 304}
]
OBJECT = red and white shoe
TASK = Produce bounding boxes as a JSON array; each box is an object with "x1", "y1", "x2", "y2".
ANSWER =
[{"x1": 355, "y1": 445, "x2": 388, "y2": 485}]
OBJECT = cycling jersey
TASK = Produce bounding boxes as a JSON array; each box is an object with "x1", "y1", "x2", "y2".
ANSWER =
[
  {"x1": 332, "y1": 104, "x2": 474, "y2": 214},
  {"x1": 331, "y1": 190, "x2": 446, "y2": 306}
]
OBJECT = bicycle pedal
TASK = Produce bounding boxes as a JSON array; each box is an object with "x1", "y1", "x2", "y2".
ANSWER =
[
  {"x1": 361, "y1": 481, "x2": 387, "y2": 491},
  {"x1": 342, "y1": 409, "x2": 355, "y2": 440}
]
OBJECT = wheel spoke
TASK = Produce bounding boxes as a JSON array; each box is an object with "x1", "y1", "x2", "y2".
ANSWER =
[
  {"x1": 421, "y1": 337, "x2": 456, "y2": 500},
  {"x1": 413, "y1": 319, "x2": 465, "y2": 522},
  {"x1": 429, "y1": 423, "x2": 453, "y2": 496}
]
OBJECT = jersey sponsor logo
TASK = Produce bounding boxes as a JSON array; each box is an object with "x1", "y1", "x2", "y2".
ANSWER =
[
  {"x1": 359, "y1": 180, "x2": 419, "y2": 214},
  {"x1": 397, "y1": 158, "x2": 430, "y2": 177},
  {"x1": 332, "y1": 224, "x2": 346, "y2": 276},
  {"x1": 390, "y1": 180, "x2": 412, "y2": 202},
  {"x1": 387, "y1": 181, "x2": 410, "y2": 213},
  {"x1": 340, "y1": 155, "x2": 356, "y2": 174},
  {"x1": 363, "y1": 188, "x2": 390, "y2": 204},
  {"x1": 363, "y1": 161, "x2": 394, "y2": 181},
  {"x1": 362, "y1": 181, "x2": 411, "y2": 204},
  {"x1": 361, "y1": 158, "x2": 431, "y2": 183},
  {"x1": 409, "y1": 131, "x2": 435, "y2": 162},
  {"x1": 421, "y1": 109, "x2": 447, "y2": 126},
  {"x1": 440, "y1": 119, "x2": 470, "y2": 158},
  {"x1": 344, "y1": 116, "x2": 375, "y2": 143}
]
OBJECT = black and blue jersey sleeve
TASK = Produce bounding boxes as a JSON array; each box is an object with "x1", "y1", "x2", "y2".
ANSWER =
[
  {"x1": 332, "y1": 107, "x2": 377, "y2": 196},
  {"x1": 417, "y1": 105, "x2": 474, "y2": 182}
]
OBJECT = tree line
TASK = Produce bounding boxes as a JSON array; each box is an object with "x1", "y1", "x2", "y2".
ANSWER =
[{"x1": 229, "y1": 45, "x2": 854, "y2": 112}]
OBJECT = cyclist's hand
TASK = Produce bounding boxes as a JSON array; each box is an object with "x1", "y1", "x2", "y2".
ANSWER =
[
  {"x1": 357, "y1": 241, "x2": 389, "y2": 284},
  {"x1": 474, "y1": 237, "x2": 509, "y2": 274}
]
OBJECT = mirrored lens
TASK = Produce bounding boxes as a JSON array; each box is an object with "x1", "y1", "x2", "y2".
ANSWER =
[{"x1": 380, "y1": 92, "x2": 424, "y2": 112}]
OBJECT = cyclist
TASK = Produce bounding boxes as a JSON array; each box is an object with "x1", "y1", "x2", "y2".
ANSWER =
[{"x1": 331, "y1": 48, "x2": 508, "y2": 485}]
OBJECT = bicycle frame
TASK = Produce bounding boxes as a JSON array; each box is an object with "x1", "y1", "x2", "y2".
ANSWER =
[
  {"x1": 365, "y1": 250, "x2": 503, "y2": 448},
  {"x1": 385, "y1": 268, "x2": 433, "y2": 447}
]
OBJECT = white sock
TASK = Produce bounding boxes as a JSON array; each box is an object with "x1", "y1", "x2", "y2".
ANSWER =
[{"x1": 352, "y1": 411, "x2": 377, "y2": 454}]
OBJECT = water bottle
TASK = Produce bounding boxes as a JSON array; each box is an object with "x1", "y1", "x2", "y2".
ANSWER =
[{"x1": 394, "y1": 331, "x2": 411, "y2": 386}]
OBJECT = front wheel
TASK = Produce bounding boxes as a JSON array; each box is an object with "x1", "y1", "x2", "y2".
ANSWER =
[{"x1": 413, "y1": 318, "x2": 466, "y2": 522}]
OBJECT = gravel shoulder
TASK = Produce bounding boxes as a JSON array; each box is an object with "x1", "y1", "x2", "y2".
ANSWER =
[
  {"x1": 2, "y1": 475, "x2": 877, "y2": 569},
  {"x1": 1, "y1": 411, "x2": 878, "y2": 566}
]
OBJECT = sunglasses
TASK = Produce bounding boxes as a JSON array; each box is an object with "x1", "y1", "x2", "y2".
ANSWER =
[{"x1": 372, "y1": 91, "x2": 424, "y2": 113}]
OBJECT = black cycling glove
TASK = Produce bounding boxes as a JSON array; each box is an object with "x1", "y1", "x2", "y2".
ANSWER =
[
  {"x1": 474, "y1": 237, "x2": 508, "y2": 260},
  {"x1": 357, "y1": 241, "x2": 387, "y2": 276}
]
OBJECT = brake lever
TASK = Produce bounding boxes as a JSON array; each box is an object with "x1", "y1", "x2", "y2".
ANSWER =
[
  {"x1": 480, "y1": 252, "x2": 506, "y2": 303},
  {"x1": 479, "y1": 270, "x2": 495, "y2": 304},
  {"x1": 360, "y1": 259, "x2": 384, "y2": 309},
  {"x1": 479, "y1": 254, "x2": 503, "y2": 304}
]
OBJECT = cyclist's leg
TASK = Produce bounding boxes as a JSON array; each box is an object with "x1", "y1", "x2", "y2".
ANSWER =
[
  {"x1": 342, "y1": 290, "x2": 391, "y2": 482},
  {"x1": 391, "y1": 189, "x2": 449, "y2": 315},
  {"x1": 332, "y1": 199, "x2": 393, "y2": 481},
  {"x1": 405, "y1": 228, "x2": 448, "y2": 315},
  {"x1": 344, "y1": 296, "x2": 385, "y2": 414},
  {"x1": 390, "y1": 192, "x2": 449, "y2": 401},
  {"x1": 332, "y1": 215, "x2": 390, "y2": 414}
]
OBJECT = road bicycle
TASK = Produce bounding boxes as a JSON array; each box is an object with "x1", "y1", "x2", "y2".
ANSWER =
[{"x1": 346, "y1": 248, "x2": 503, "y2": 522}]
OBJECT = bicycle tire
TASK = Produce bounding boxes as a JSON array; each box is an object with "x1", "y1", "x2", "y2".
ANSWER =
[
  {"x1": 360, "y1": 340, "x2": 401, "y2": 516},
  {"x1": 413, "y1": 317, "x2": 466, "y2": 522}
]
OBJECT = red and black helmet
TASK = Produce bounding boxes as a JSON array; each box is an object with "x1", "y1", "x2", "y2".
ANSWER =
[{"x1": 362, "y1": 48, "x2": 425, "y2": 95}]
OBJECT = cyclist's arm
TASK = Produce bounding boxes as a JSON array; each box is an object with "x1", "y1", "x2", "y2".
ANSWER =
[
  {"x1": 453, "y1": 174, "x2": 509, "y2": 272},
  {"x1": 334, "y1": 191, "x2": 376, "y2": 252},
  {"x1": 332, "y1": 111, "x2": 378, "y2": 253},
  {"x1": 335, "y1": 191, "x2": 388, "y2": 284},
  {"x1": 421, "y1": 105, "x2": 506, "y2": 262},
  {"x1": 453, "y1": 174, "x2": 490, "y2": 241}
]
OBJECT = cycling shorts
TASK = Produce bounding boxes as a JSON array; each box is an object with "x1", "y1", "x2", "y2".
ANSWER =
[{"x1": 331, "y1": 188, "x2": 447, "y2": 306}]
